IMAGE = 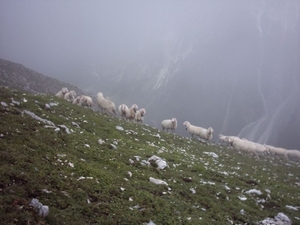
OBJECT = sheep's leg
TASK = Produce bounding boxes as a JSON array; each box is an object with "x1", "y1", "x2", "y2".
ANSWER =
[{"x1": 254, "y1": 151, "x2": 260, "y2": 160}]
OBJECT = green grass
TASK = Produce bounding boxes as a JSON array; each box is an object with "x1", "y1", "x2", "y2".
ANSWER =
[{"x1": 0, "y1": 86, "x2": 299, "y2": 224}]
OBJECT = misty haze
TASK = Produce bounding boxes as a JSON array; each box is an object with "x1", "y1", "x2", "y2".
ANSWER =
[{"x1": 1, "y1": 0, "x2": 299, "y2": 149}]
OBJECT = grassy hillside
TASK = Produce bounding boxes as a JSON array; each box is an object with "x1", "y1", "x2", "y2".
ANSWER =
[{"x1": 0, "y1": 86, "x2": 299, "y2": 225}]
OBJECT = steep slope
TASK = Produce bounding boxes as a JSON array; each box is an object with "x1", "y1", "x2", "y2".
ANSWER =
[
  {"x1": 0, "y1": 58, "x2": 84, "y2": 96},
  {"x1": 0, "y1": 86, "x2": 299, "y2": 224}
]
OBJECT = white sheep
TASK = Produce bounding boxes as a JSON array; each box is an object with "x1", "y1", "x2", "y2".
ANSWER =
[
  {"x1": 126, "y1": 104, "x2": 138, "y2": 120},
  {"x1": 96, "y1": 92, "x2": 116, "y2": 116},
  {"x1": 72, "y1": 95, "x2": 92, "y2": 108},
  {"x1": 285, "y1": 150, "x2": 300, "y2": 162},
  {"x1": 218, "y1": 134, "x2": 228, "y2": 144},
  {"x1": 72, "y1": 96, "x2": 81, "y2": 105},
  {"x1": 118, "y1": 104, "x2": 138, "y2": 121},
  {"x1": 134, "y1": 108, "x2": 146, "y2": 124},
  {"x1": 161, "y1": 118, "x2": 177, "y2": 133},
  {"x1": 264, "y1": 145, "x2": 287, "y2": 159},
  {"x1": 64, "y1": 90, "x2": 77, "y2": 101},
  {"x1": 55, "y1": 87, "x2": 69, "y2": 98},
  {"x1": 79, "y1": 95, "x2": 93, "y2": 108},
  {"x1": 118, "y1": 104, "x2": 127, "y2": 119},
  {"x1": 252, "y1": 142, "x2": 268, "y2": 157},
  {"x1": 228, "y1": 137, "x2": 259, "y2": 159},
  {"x1": 218, "y1": 135, "x2": 241, "y2": 147},
  {"x1": 183, "y1": 121, "x2": 214, "y2": 142},
  {"x1": 218, "y1": 134, "x2": 237, "y2": 146}
]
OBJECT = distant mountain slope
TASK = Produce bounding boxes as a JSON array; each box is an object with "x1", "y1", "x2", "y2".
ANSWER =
[{"x1": 0, "y1": 58, "x2": 84, "y2": 96}]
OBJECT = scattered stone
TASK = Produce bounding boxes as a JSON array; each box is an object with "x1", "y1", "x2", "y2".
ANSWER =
[
  {"x1": 1, "y1": 102, "x2": 8, "y2": 107},
  {"x1": 148, "y1": 155, "x2": 168, "y2": 170},
  {"x1": 22, "y1": 110, "x2": 55, "y2": 126},
  {"x1": 286, "y1": 205, "x2": 299, "y2": 211},
  {"x1": 110, "y1": 144, "x2": 117, "y2": 149},
  {"x1": 45, "y1": 104, "x2": 51, "y2": 110},
  {"x1": 57, "y1": 125, "x2": 71, "y2": 134},
  {"x1": 245, "y1": 189, "x2": 262, "y2": 195},
  {"x1": 149, "y1": 177, "x2": 168, "y2": 186},
  {"x1": 140, "y1": 160, "x2": 150, "y2": 166},
  {"x1": 258, "y1": 212, "x2": 291, "y2": 225},
  {"x1": 11, "y1": 98, "x2": 20, "y2": 105},
  {"x1": 98, "y1": 139, "x2": 105, "y2": 144},
  {"x1": 29, "y1": 198, "x2": 49, "y2": 218},
  {"x1": 203, "y1": 152, "x2": 219, "y2": 158},
  {"x1": 49, "y1": 102, "x2": 59, "y2": 107},
  {"x1": 143, "y1": 220, "x2": 156, "y2": 225},
  {"x1": 71, "y1": 121, "x2": 80, "y2": 127},
  {"x1": 238, "y1": 195, "x2": 247, "y2": 201},
  {"x1": 116, "y1": 126, "x2": 124, "y2": 131}
]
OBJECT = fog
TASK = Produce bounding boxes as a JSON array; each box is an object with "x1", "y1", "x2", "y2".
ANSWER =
[{"x1": 1, "y1": 1, "x2": 300, "y2": 149}]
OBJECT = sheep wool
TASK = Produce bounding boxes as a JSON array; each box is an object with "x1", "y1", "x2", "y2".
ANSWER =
[
  {"x1": 161, "y1": 118, "x2": 177, "y2": 133},
  {"x1": 183, "y1": 121, "x2": 214, "y2": 142},
  {"x1": 96, "y1": 92, "x2": 116, "y2": 116},
  {"x1": 55, "y1": 87, "x2": 69, "y2": 99}
]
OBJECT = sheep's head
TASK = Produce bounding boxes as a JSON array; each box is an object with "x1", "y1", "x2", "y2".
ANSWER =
[
  {"x1": 131, "y1": 104, "x2": 138, "y2": 112},
  {"x1": 171, "y1": 118, "x2": 177, "y2": 126},
  {"x1": 183, "y1": 121, "x2": 189, "y2": 126},
  {"x1": 70, "y1": 90, "x2": 77, "y2": 97},
  {"x1": 140, "y1": 108, "x2": 146, "y2": 116},
  {"x1": 97, "y1": 92, "x2": 103, "y2": 98},
  {"x1": 183, "y1": 121, "x2": 190, "y2": 130},
  {"x1": 81, "y1": 96, "x2": 88, "y2": 103},
  {"x1": 227, "y1": 137, "x2": 234, "y2": 144},
  {"x1": 62, "y1": 87, "x2": 69, "y2": 95}
]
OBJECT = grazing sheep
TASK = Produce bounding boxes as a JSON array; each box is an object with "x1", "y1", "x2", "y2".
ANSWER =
[
  {"x1": 72, "y1": 96, "x2": 81, "y2": 105},
  {"x1": 264, "y1": 145, "x2": 287, "y2": 159},
  {"x1": 183, "y1": 121, "x2": 214, "y2": 142},
  {"x1": 96, "y1": 92, "x2": 116, "y2": 116},
  {"x1": 64, "y1": 90, "x2": 77, "y2": 102},
  {"x1": 219, "y1": 135, "x2": 242, "y2": 147},
  {"x1": 126, "y1": 104, "x2": 138, "y2": 120},
  {"x1": 161, "y1": 118, "x2": 177, "y2": 133},
  {"x1": 218, "y1": 134, "x2": 228, "y2": 144},
  {"x1": 55, "y1": 87, "x2": 69, "y2": 98},
  {"x1": 218, "y1": 134, "x2": 237, "y2": 146},
  {"x1": 252, "y1": 142, "x2": 268, "y2": 157},
  {"x1": 118, "y1": 104, "x2": 138, "y2": 121},
  {"x1": 71, "y1": 95, "x2": 92, "y2": 108},
  {"x1": 79, "y1": 95, "x2": 93, "y2": 108},
  {"x1": 135, "y1": 108, "x2": 146, "y2": 124},
  {"x1": 118, "y1": 104, "x2": 127, "y2": 119},
  {"x1": 285, "y1": 150, "x2": 300, "y2": 162},
  {"x1": 228, "y1": 137, "x2": 259, "y2": 159}
]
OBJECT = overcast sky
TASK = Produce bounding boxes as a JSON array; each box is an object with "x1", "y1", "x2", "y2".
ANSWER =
[{"x1": 0, "y1": 0, "x2": 214, "y2": 79}]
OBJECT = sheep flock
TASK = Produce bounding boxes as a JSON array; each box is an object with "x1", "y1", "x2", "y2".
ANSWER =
[{"x1": 55, "y1": 87, "x2": 300, "y2": 163}]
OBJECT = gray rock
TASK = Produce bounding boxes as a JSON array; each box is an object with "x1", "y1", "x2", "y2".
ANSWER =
[{"x1": 258, "y1": 212, "x2": 291, "y2": 225}]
